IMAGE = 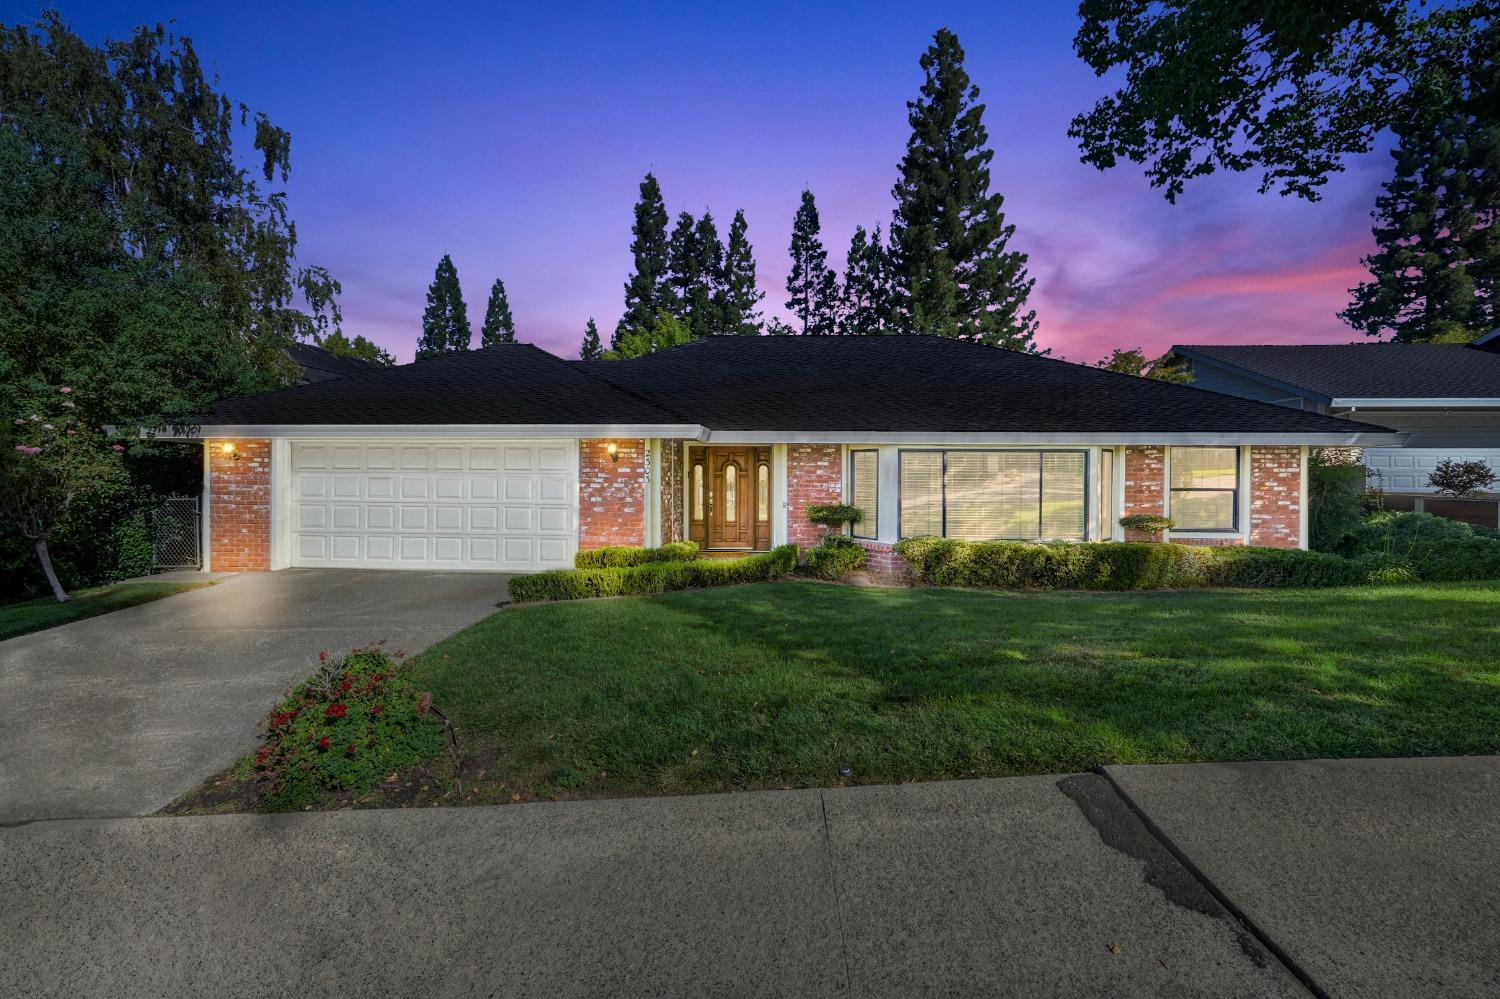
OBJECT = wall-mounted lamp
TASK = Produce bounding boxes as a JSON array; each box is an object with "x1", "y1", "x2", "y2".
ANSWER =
[
  {"x1": 219, "y1": 441, "x2": 240, "y2": 462},
  {"x1": 606, "y1": 441, "x2": 619, "y2": 463}
]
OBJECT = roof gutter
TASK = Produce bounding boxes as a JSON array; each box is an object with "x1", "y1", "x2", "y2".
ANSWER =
[
  {"x1": 1330, "y1": 398, "x2": 1500, "y2": 409},
  {"x1": 137, "y1": 423, "x2": 711, "y2": 441}
]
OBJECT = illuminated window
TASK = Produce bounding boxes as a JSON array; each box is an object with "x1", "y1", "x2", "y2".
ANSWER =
[
  {"x1": 724, "y1": 464, "x2": 737, "y2": 521},
  {"x1": 757, "y1": 462, "x2": 769, "y2": 522},
  {"x1": 692, "y1": 463, "x2": 704, "y2": 521}
]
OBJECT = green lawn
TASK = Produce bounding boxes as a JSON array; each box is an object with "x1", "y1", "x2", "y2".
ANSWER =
[
  {"x1": 0, "y1": 581, "x2": 211, "y2": 642},
  {"x1": 409, "y1": 580, "x2": 1500, "y2": 800}
]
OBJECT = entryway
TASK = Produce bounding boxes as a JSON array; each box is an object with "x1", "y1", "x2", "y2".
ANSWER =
[{"x1": 687, "y1": 446, "x2": 772, "y2": 552}]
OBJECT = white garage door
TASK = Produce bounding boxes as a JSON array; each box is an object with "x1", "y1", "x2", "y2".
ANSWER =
[{"x1": 290, "y1": 441, "x2": 576, "y2": 570}]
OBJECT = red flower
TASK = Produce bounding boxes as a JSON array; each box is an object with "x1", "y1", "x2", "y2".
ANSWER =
[
  {"x1": 317, "y1": 736, "x2": 331, "y2": 750},
  {"x1": 319, "y1": 651, "x2": 328, "y2": 663},
  {"x1": 325, "y1": 703, "x2": 347, "y2": 719},
  {"x1": 253, "y1": 746, "x2": 271, "y2": 765},
  {"x1": 345, "y1": 743, "x2": 357, "y2": 755},
  {"x1": 369, "y1": 704, "x2": 385, "y2": 716}
]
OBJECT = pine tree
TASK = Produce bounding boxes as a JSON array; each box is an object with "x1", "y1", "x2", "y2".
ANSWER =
[
  {"x1": 786, "y1": 189, "x2": 840, "y2": 335},
  {"x1": 616, "y1": 172, "x2": 674, "y2": 346},
  {"x1": 579, "y1": 317, "x2": 603, "y2": 361},
  {"x1": 719, "y1": 209, "x2": 764, "y2": 334},
  {"x1": 416, "y1": 253, "x2": 471, "y2": 360},
  {"x1": 890, "y1": 29, "x2": 1038, "y2": 350},
  {"x1": 1341, "y1": 40, "x2": 1499, "y2": 343},
  {"x1": 839, "y1": 225, "x2": 897, "y2": 335},
  {"x1": 480, "y1": 277, "x2": 517, "y2": 347}
]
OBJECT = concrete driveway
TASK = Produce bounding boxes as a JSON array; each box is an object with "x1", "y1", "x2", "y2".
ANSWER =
[{"x1": 0, "y1": 570, "x2": 510, "y2": 824}]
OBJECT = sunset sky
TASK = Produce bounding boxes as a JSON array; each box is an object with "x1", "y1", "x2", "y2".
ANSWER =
[{"x1": 41, "y1": 1, "x2": 1393, "y2": 363}]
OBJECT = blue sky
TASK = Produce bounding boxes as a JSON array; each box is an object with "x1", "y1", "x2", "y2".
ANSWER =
[{"x1": 13, "y1": 1, "x2": 1393, "y2": 362}]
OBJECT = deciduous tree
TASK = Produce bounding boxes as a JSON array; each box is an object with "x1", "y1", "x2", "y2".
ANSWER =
[{"x1": 1095, "y1": 347, "x2": 1193, "y2": 383}]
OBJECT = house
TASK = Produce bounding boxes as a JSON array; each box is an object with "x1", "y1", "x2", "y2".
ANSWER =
[
  {"x1": 1171, "y1": 333, "x2": 1500, "y2": 523},
  {"x1": 168, "y1": 336, "x2": 1401, "y2": 574},
  {"x1": 285, "y1": 342, "x2": 385, "y2": 383}
]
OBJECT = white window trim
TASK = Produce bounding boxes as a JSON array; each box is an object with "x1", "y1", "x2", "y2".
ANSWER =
[{"x1": 1165, "y1": 445, "x2": 1249, "y2": 540}]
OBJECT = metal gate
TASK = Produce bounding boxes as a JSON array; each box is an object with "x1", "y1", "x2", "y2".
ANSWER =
[{"x1": 151, "y1": 494, "x2": 202, "y2": 570}]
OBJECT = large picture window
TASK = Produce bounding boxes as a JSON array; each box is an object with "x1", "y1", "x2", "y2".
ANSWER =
[
  {"x1": 1169, "y1": 447, "x2": 1239, "y2": 531},
  {"x1": 898, "y1": 450, "x2": 1087, "y2": 541},
  {"x1": 849, "y1": 450, "x2": 878, "y2": 539}
]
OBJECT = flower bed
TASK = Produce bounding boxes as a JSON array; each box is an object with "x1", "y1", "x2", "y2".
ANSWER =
[
  {"x1": 251, "y1": 645, "x2": 446, "y2": 810},
  {"x1": 510, "y1": 544, "x2": 797, "y2": 602}
]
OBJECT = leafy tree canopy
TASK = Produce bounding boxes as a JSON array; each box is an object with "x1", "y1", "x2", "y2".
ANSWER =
[
  {"x1": 315, "y1": 330, "x2": 394, "y2": 367},
  {"x1": 1071, "y1": 0, "x2": 1495, "y2": 201},
  {"x1": 603, "y1": 312, "x2": 693, "y2": 359},
  {"x1": 1094, "y1": 347, "x2": 1193, "y2": 383}
]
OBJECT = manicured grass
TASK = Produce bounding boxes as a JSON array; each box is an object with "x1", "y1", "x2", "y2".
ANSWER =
[
  {"x1": 0, "y1": 582, "x2": 211, "y2": 642},
  {"x1": 410, "y1": 580, "x2": 1500, "y2": 799}
]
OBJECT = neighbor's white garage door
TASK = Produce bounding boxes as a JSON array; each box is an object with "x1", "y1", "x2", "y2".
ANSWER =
[{"x1": 290, "y1": 441, "x2": 576, "y2": 570}]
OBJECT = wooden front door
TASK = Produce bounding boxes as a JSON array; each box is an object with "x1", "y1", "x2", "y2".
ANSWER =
[{"x1": 689, "y1": 446, "x2": 772, "y2": 551}]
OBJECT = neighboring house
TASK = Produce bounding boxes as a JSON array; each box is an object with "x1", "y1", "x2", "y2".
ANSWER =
[
  {"x1": 1171, "y1": 334, "x2": 1500, "y2": 509},
  {"x1": 166, "y1": 336, "x2": 1399, "y2": 574},
  {"x1": 285, "y1": 342, "x2": 384, "y2": 384}
]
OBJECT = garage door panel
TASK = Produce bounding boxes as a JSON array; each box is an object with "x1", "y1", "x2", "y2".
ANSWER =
[{"x1": 291, "y1": 441, "x2": 575, "y2": 571}]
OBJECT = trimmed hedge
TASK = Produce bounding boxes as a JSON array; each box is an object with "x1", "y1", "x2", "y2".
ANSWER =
[
  {"x1": 805, "y1": 536, "x2": 867, "y2": 581},
  {"x1": 891, "y1": 536, "x2": 1486, "y2": 591},
  {"x1": 512, "y1": 544, "x2": 798, "y2": 602},
  {"x1": 574, "y1": 541, "x2": 699, "y2": 569}
]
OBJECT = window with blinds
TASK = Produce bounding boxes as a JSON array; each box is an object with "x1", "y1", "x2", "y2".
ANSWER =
[
  {"x1": 898, "y1": 450, "x2": 1087, "y2": 541},
  {"x1": 1169, "y1": 447, "x2": 1239, "y2": 530},
  {"x1": 849, "y1": 450, "x2": 878, "y2": 539}
]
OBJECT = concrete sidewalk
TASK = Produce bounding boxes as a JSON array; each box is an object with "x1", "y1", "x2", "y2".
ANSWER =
[{"x1": 3, "y1": 758, "x2": 1495, "y2": 998}]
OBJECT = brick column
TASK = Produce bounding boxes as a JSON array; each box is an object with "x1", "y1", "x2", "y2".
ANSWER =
[
  {"x1": 1122, "y1": 445, "x2": 1166, "y2": 540},
  {"x1": 786, "y1": 445, "x2": 843, "y2": 550},
  {"x1": 579, "y1": 438, "x2": 645, "y2": 550},
  {"x1": 208, "y1": 438, "x2": 271, "y2": 571},
  {"x1": 1249, "y1": 446, "x2": 1302, "y2": 548}
]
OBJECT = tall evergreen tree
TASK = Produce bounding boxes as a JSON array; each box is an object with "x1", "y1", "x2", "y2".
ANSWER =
[
  {"x1": 666, "y1": 210, "x2": 725, "y2": 337},
  {"x1": 719, "y1": 209, "x2": 764, "y2": 334},
  {"x1": 890, "y1": 29, "x2": 1038, "y2": 350},
  {"x1": 839, "y1": 225, "x2": 897, "y2": 335},
  {"x1": 579, "y1": 317, "x2": 602, "y2": 361},
  {"x1": 416, "y1": 254, "x2": 471, "y2": 360},
  {"x1": 480, "y1": 277, "x2": 517, "y2": 346},
  {"x1": 1341, "y1": 28, "x2": 1498, "y2": 343},
  {"x1": 616, "y1": 172, "x2": 673, "y2": 346},
  {"x1": 786, "y1": 189, "x2": 840, "y2": 335}
]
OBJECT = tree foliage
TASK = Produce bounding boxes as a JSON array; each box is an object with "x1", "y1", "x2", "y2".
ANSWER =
[
  {"x1": 579, "y1": 317, "x2": 603, "y2": 361},
  {"x1": 1095, "y1": 347, "x2": 1193, "y2": 383},
  {"x1": 839, "y1": 225, "x2": 898, "y2": 335},
  {"x1": 890, "y1": 29, "x2": 1038, "y2": 350},
  {"x1": 1428, "y1": 458, "x2": 1497, "y2": 497},
  {"x1": 480, "y1": 277, "x2": 517, "y2": 347},
  {"x1": 603, "y1": 312, "x2": 693, "y2": 360},
  {"x1": 719, "y1": 209, "x2": 765, "y2": 335},
  {"x1": 668, "y1": 210, "x2": 725, "y2": 337},
  {"x1": 1342, "y1": 22, "x2": 1498, "y2": 342},
  {"x1": 616, "y1": 172, "x2": 674, "y2": 346},
  {"x1": 416, "y1": 254, "x2": 471, "y2": 360},
  {"x1": 0, "y1": 11, "x2": 340, "y2": 426},
  {"x1": 786, "y1": 189, "x2": 840, "y2": 335},
  {"x1": 1070, "y1": 0, "x2": 1495, "y2": 201},
  {"x1": 314, "y1": 330, "x2": 394, "y2": 367}
]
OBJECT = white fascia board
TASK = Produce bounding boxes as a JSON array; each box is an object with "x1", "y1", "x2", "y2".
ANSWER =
[
  {"x1": 702, "y1": 430, "x2": 1407, "y2": 446},
  {"x1": 1330, "y1": 398, "x2": 1500, "y2": 409},
  {"x1": 141, "y1": 423, "x2": 708, "y2": 441}
]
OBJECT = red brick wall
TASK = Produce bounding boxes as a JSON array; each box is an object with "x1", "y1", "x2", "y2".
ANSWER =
[
  {"x1": 855, "y1": 540, "x2": 909, "y2": 579},
  {"x1": 787, "y1": 444, "x2": 844, "y2": 550},
  {"x1": 579, "y1": 438, "x2": 645, "y2": 550},
  {"x1": 1122, "y1": 446, "x2": 1166, "y2": 540},
  {"x1": 1249, "y1": 446, "x2": 1302, "y2": 548},
  {"x1": 208, "y1": 438, "x2": 271, "y2": 572}
]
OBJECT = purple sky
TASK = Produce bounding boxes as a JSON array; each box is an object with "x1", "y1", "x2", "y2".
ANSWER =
[{"x1": 37, "y1": 1, "x2": 1392, "y2": 364}]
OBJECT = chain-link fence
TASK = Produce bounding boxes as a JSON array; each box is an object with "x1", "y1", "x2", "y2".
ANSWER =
[{"x1": 151, "y1": 494, "x2": 201, "y2": 570}]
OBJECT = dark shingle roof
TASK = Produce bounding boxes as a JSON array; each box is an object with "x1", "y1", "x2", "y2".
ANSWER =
[
  {"x1": 578, "y1": 335, "x2": 1391, "y2": 435},
  {"x1": 202, "y1": 334, "x2": 1394, "y2": 438},
  {"x1": 284, "y1": 342, "x2": 385, "y2": 383},
  {"x1": 1173, "y1": 343, "x2": 1500, "y2": 401},
  {"x1": 202, "y1": 343, "x2": 687, "y2": 426}
]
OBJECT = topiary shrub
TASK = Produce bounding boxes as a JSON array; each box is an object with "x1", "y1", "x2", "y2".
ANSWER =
[
  {"x1": 251, "y1": 646, "x2": 445, "y2": 811},
  {"x1": 805, "y1": 536, "x2": 867, "y2": 580},
  {"x1": 807, "y1": 504, "x2": 863, "y2": 529},
  {"x1": 512, "y1": 545, "x2": 798, "y2": 602},
  {"x1": 1118, "y1": 513, "x2": 1175, "y2": 539},
  {"x1": 574, "y1": 540, "x2": 699, "y2": 568}
]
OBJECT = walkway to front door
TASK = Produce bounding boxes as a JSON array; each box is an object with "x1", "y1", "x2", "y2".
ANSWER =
[{"x1": 687, "y1": 446, "x2": 772, "y2": 552}]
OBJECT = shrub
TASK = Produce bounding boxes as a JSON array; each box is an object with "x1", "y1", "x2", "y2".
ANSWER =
[
  {"x1": 806, "y1": 503, "x2": 863, "y2": 528},
  {"x1": 251, "y1": 646, "x2": 445, "y2": 811},
  {"x1": 1308, "y1": 450, "x2": 1369, "y2": 552},
  {"x1": 511, "y1": 545, "x2": 798, "y2": 602},
  {"x1": 805, "y1": 536, "x2": 867, "y2": 580},
  {"x1": 1343, "y1": 511, "x2": 1500, "y2": 581},
  {"x1": 1428, "y1": 458, "x2": 1497, "y2": 498},
  {"x1": 1118, "y1": 513, "x2": 1175, "y2": 536},
  {"x1": 574, "y1": 540, "x2": 699, "y2": 569}
]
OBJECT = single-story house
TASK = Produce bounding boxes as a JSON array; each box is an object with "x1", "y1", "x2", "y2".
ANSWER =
[
  {"x1": 166, "y1": 335, "x2": 1402, "y2": 574},
  {"x1": 1170, "y1": 333, "x2": 1500, "y2": 520}
]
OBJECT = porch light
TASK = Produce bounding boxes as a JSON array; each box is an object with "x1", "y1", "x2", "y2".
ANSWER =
[
  {"x1": 606, "y1": 441, "x2": 619, "y2": 463},
  {"x1": 219, "y1": 441, "x2": 239, "y2": 462}
]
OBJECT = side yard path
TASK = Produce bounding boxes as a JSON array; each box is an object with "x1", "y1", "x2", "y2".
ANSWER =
[{"x1": 5, "y1": 757, "x2": 1496, "y2": 998}]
